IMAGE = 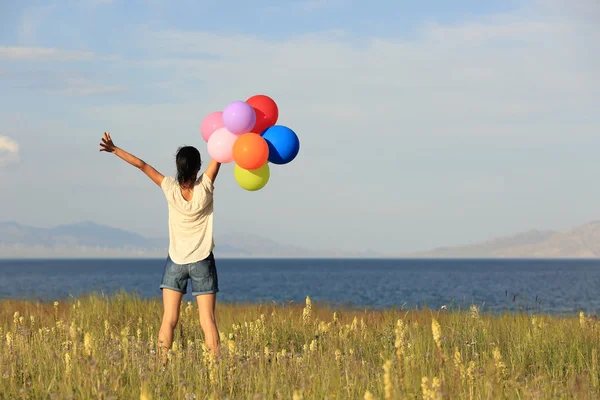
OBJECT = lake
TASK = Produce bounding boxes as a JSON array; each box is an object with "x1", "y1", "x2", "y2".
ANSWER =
[{"x1": 1, "y1": 258, "x2": 599, "y2": 315}]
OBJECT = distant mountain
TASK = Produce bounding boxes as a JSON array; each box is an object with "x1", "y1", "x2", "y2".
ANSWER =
[
  {"x1": 3, "y1": 220, "x2": 600, "y2": 259},
  {"x1": 0, "y1": 220, "x2": 164, "y2": 251},
  {"x1": 216, "y1": 232, "x2": 311, "y2": 257},
  {"x1": 0, "y1": 221, "x2": 377, "y2": 259},
  {"x1": 406, "y1": 221, "x2": 600, "y2": 258}
]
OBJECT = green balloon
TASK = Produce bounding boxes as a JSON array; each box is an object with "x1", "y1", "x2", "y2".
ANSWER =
[{"x1": 234, "y1": 163, "x2": 270, "y2": 191}]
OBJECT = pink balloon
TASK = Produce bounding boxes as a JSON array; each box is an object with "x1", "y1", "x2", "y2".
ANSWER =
[
  {"x1": 201, "y1": 111, "x2": 224, "y2": 142},
  {"x1": 207, "y1": 127, "x2": 237, "y2": 163}
]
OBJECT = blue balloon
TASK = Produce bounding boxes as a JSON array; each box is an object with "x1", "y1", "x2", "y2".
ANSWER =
[{"x1": 261, "y1": 125, "x2": 300, "y2": 165}]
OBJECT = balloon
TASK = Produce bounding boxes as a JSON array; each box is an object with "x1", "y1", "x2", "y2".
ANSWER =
[
  {"x1": 246, "y1": 94, "x2": 279, "y2": 134},
  {"x1": 232, "y1": 133, "x2": 269, "y2": 170},
  {"x1": 200, "y1": 111, "x2": 224, "y2": 142},
  {"x1": 261, "y1": 125, "x2": 300, "y2": 165},
  {"x1": 234, "y1": 163, "x2": 270, "y2": 191},
  {"x1": 222, "y1": 101, "x2": 256, "y2": 135},
  {"x1": 207, "y1": 128, "x2": 237, "y2": 163}
]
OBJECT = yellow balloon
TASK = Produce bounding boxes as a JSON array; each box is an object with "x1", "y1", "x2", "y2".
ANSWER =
[{"x1": 234, "y1": 163, "x2": 270, "y2": 191}]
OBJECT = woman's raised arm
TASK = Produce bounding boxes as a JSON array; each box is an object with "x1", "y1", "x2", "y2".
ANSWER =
[
  {"x1": 203, "y1": 159, "x2": 221, "y2": 183},
  {"x1": 99, "y1": 132, "x2": 164, "y2": 187}
]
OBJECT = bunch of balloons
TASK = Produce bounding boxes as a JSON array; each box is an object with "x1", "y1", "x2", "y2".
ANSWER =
[{"x1": 200, "y1": 95, "x2": 300, "y2": 191}]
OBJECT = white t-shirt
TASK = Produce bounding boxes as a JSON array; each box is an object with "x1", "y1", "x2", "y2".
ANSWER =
[{"x1": 161, "y1": 174, "x2": 215, "y2": 264}]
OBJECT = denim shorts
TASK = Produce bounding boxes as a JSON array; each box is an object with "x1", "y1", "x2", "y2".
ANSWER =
[{"x1": 159, "y1": 253, "x2": 219, "y2": 296}]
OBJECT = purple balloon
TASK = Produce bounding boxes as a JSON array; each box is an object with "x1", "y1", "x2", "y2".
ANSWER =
[{"x1": 222, "y1": 101, "x2": 256, "y2": 135}]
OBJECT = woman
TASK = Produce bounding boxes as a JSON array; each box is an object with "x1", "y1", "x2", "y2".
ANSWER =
[{"x1": 99, "y1": 132, "x2": 222, "y2": 361}]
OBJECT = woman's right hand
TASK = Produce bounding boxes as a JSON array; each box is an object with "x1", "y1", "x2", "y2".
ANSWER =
[{"x1": 99, "y1": 132, "x2": 117, "y2": 153}]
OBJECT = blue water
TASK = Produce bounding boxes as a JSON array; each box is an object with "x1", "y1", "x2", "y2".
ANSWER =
[{"x1": 1, "y1": 258, "x2": 599, "y2": 315}]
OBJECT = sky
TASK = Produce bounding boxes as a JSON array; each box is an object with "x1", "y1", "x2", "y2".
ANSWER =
[{"x1": 0, "y1": 0, "x2": 599, "y2": 254}]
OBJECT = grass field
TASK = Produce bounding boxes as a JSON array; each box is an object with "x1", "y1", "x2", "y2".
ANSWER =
[{"x1": 1, "y1": 293, "x2": 599, "y2": 399}]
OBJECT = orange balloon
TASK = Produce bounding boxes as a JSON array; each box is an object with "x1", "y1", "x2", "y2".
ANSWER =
[{"x1": 232, "y1": 133, "x2": 269, "y2": 170}]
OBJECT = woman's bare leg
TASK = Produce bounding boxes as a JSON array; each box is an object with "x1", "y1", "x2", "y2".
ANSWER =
[
  {"x1": 158, "y1": 288, "x2": 183, "y2": 364},
  {"x1": 196, "y1": 293, "x2": 219, "y2": 355}
]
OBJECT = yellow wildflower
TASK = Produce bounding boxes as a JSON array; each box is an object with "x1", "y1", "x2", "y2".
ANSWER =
[
  {"x1": 56, "y1": 320, "x2": 65, "y2": 331},
  {"x1": 228, "y1": 340, "x2": 237, "y2": 359},
  {"x1": 64, "y1": 352, "x2": 71, "y2": 378},
  {"x1": 454, "y1": 347, "x2": 465, "y2": 380},
  {"x1": 421, "y1": 376, "x2": 442, "y2": 400},
  {"x1": 383, "y1": 359, "x2": 394, "y2": 400},
  {"x1": 140, "y1": 381, "x2": 152, "y2": 400},
  {"x1": 292, "y1": 390, "x2": 303, "y2": 400},
  {"x1": 431, "y1": 318, "x2": 442, "y2": 352},
  {"x1": 467, "y1": 361, "x2": 475, "y2": 386},
  {"x1": 69, "y1": 321, "x2": 77, "y2": 340},
  {"x1": 493, "y1": 347, "x2": 507, "y2": 379},
  {"x1": 395, "y1": 319, "x2": 406, "y2": 360},
  {"x1": 470, "y1": 305, "x2": 479, "y2": 319},
  {"x1": 84, "y1": 332, "x2": 93, "y2": 356},
  {"x1": 302, "y1": 296, "x2": 312, "y2": 324}
]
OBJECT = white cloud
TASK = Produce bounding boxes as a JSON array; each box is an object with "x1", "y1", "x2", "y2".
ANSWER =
[
  {"x1": 62, "y1": 85, "x2": 127, "y2": 96},
  {"x1": 0, "y1": 46, "x2": 120, "y2": 62},
  {"x1": 0, "y1": 136, "x2": 20, "y2": 165},
  {"x1": 0, "y1": 47, "x2": 95, "y2": 61},
  {"x1": 120, "y1": 4, "x2": 598, "y2": 141},
  {"x1": 2, "y1": 68, "x2": 127, "y2": 96},
  {"x1": 77, "y1": 0, "x2": 116, "y2": 9},
  {"x1": 300, "y1": 0, "x2": 338, "y2": 12},
  {"x1": 58, "y1": 77, "x2": 127, "y2": 96},
  {"x1": 263, "y1": 0, "x2": 345, "y2": 14}
]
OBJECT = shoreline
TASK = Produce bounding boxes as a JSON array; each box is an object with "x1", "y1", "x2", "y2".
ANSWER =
[
  {"x1": 0, "y1": 293, "x2": 588, "y2": 317},
  {"x1": 2, "y1": 254, "x2": 600, "y2": 260}
]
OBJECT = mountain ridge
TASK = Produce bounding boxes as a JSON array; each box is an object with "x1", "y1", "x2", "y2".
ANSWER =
[
  {"x1": 1, "y1": 220, "x2": 600, "y2": 259},
  {"x1": 405, "y1": 222, "x2": 600, "y2": 258},
  {"x1": 0, "y1": 221, "x2": 376, "y2": 258}
]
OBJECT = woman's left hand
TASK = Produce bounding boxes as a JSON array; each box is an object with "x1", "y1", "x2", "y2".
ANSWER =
[{"x1": 99, "y1": 132, "x2": 117, "y2": 153}]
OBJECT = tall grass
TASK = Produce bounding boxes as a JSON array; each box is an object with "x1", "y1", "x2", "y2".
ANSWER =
[{"x1": 1, "y1": 292, "x2": 598, "y2": 399}]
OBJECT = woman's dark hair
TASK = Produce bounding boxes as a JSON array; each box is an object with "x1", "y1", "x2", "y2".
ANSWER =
[{"x1": 175, "y1": 146, "x2": 201, "y2": 188}]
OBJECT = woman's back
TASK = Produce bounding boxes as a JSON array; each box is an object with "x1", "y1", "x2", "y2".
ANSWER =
[{"x1": 161, "y1": 174, "x2": 215, "y2": 264}]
